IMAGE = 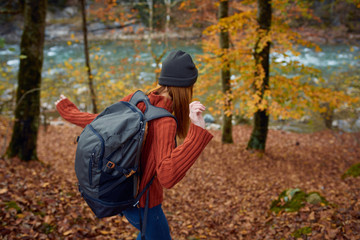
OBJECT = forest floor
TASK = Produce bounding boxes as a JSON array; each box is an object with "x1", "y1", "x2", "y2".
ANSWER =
[{"x1": 0, "y1": 121, "x2": 359, "y2": 240}]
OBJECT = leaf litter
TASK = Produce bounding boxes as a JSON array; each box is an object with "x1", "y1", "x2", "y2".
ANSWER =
[{"x1": 0, "y1": 121, "x2": 359, "y2": 239}]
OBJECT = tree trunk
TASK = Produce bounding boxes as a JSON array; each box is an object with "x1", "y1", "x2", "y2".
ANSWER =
[
  {"x1": 247, "y1": 0, "x2": 272, "y2": 151},
  {"x1": 320, "y1": 102, "x2": 333, "y2": 129},
  {"x1": 147, "y1": 0, "x2": 153, "y2": 47},
  {"x1": 146, "y1": 0, "x2": 156, "y2": 84},
  {"x1": 164, "y1": 0, "x2": 171, "y2": 50},
  {"x1": 6, "y1": 0, "x2": 47, "y2": 161},
  {"x1": 152, "y1": 50, "x2": 167, "y2": 85},
  {"x1": 219, "y1": 0, "x2": 233, "y2": 144},
  {"x1": 80, "y1": 0, "x2": 97, "y2": 114}
]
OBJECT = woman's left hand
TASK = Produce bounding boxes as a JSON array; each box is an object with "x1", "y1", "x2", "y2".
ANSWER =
[
  {"x1": 55, "y1": 94, "x2": 67, "y2": 106},
  {"x1": 189, "y1": 101, "x2": 206, "y2": 129}
]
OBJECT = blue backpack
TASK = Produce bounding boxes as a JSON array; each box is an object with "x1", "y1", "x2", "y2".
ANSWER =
[{"x1": 74, "y1": 90, "x2": 176, "y2": 219}]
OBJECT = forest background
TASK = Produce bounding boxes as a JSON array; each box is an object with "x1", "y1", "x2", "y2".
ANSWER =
[
  {"x1": 0, "y1": 0, "x2": 360, "y2": 239},
  {"x1": 1, "y1": 0, "x2": 360, "y2": 133}
]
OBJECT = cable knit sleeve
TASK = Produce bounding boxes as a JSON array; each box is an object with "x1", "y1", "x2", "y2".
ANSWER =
[
  {"x1": 56, "y1": 94, "x2": 134, "y2": 128},
  {"x1": 154, "y1": 118, "x2": 213, "y2": 189},
  {"x1": 56, "y1": 99, "x2": 98, "y2": 128}
]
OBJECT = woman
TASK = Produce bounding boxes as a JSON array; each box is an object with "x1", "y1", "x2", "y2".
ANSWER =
[{"x1": 55, "y1": 50, "x2": 213, "y2": 239}]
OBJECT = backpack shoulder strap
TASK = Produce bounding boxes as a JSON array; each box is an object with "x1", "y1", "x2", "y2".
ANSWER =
[
  {"x1": 129, "y1": 90, "x2": 178, "y2": 126},
  {"x1": 129, "y1": 90, "x2": 150, "y2": 109}
]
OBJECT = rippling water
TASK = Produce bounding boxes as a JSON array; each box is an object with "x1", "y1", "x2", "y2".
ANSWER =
[
  {"x1": 1, "y1": 40, "x2": 359, "y2": 132},
  {"x1": 1, "y1": 40, "x2": 359, "y2": 81}
]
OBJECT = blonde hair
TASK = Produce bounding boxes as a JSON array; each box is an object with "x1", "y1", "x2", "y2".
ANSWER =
[{"x1": 148, "y1": 85, "x2": 193, "y2": 139}]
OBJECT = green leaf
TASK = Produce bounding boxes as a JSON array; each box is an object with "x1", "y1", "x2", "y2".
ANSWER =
[
  {"x1": 286, "y1": 188, "x2": 301, "y2": 200},
  {"x1": 5, "y1": 201, "x2": 22, "y2": 213},
  {"x1": 291, "y1": 226, "x2": 312, "y2": 238},
  {"x1": 342, "y1": 163, "x2": 360, "y2": 179},
  {"x1": 306, "y1": 192, "x2": 322, "y2": 205},
  {"x1": 40, "y1": 223, "x2": 56, "y2": 234},
  {"x1": 0, "y1": 38, "x2": 4, "y2": 48},
  {"x1": 270, "y1": 189, "x2": 329, "y2": 213}
]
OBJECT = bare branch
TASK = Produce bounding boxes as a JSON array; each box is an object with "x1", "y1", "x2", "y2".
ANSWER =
[{"x1": 0, "y1": 10, "x2": 21, "y2": 14}]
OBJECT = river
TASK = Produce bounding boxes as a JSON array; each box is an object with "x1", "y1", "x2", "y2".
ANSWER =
[{"x1": 1, "y1": 40, "x2": 359, "y2": 132}]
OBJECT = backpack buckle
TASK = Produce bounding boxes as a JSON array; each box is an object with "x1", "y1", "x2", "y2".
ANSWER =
[
  {"x1": 133, "y1": 200, "x2": 139, "y2": 207},
  {"x1": 125, "y1": 169, "x2": 136, "y2": 178},
  {"x1": 106, "y1": 161, "x2": 115, "y2": 169}
]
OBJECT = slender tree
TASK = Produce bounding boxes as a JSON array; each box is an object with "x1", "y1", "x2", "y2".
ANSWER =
[
  {"x1": 6, "y1": 0, "x2": 47, "y2": 161},
  {"x1": 219, "y1": 0, "x2": 233, "y2": 143},
  {"x1": 163, "y1": 0, "x2": 180, "y2": 49},
  {"x1": 80, "y1": 0, "x2": 98, "y2": 113},
  {"x1": 164, "y1": 0, "x2": 171, "y2": 49},
  {"x1": 147, "y1": 0, "x2": 167, "y2": 84},
  {"x1": 247, "y1": 0, "x2": 272, "y2": 151},
  {"x1": 146, "y1": 0, "x2": 153, "y2": 46}
]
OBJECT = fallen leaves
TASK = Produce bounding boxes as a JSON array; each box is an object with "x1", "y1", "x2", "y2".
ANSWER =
[
  {"x1": 0, "y1": 122, "x2": 359, "y2": 239},
  {"x1": 0, "y1": 188, "x2": 8, "y2": 194}
]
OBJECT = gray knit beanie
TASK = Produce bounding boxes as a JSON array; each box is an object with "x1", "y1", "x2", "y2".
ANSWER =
[{"x1": 158, "y1": 50, "x2": 198, "y2": 87}]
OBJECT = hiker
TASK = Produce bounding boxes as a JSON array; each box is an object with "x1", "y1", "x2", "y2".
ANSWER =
[{"x1": 55, "y1": 50, "x2": 213, "y2": 239}]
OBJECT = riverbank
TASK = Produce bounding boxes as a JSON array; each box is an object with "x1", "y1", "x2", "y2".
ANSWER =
[
  {"x1": 3, "y1": 24, "x2": 360, "y2": 45},
  {"x1": 2, "y1": 6, "x2": 360, "y2": 46},
  {"x1": 295, "y1": 26, "x2": 360, "y2": 45}
]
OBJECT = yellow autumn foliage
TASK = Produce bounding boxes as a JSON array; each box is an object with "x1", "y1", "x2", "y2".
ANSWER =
[{"x1": 199, "y1": 0, "x2": 359, "y2": 121}]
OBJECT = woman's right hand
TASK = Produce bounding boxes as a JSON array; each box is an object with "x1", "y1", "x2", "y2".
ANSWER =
[
  {"x1": 55, "y1": 94, "x2": 67, "y2": 106},
  {"x1": 189, "y1": 101, "x2": 206, "y2": 129}
]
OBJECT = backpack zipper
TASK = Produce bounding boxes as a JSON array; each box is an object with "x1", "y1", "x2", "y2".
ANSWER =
[
  {"x1": 88, "y1": 124, "x2": 105, "y2": 170},
  {"x1": 89, "y1": 152, "x2": 95, "y2": 186}
]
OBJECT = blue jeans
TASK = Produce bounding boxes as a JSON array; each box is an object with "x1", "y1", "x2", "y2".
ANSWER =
[{"x1": 123, "y1": 204, "x2": 171, "y2": 240}]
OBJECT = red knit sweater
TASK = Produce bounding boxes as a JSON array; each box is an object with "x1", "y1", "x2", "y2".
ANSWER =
[{"x1": 56, "y1": 92, "x2": 213, "y2": 208}]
